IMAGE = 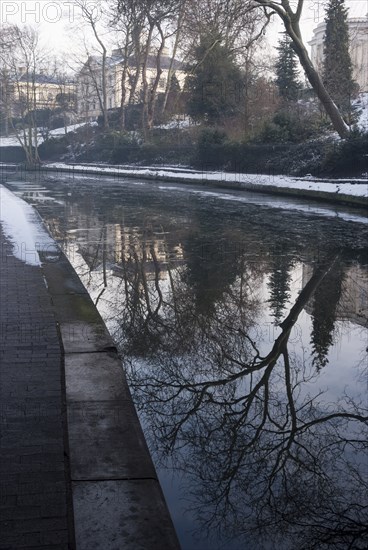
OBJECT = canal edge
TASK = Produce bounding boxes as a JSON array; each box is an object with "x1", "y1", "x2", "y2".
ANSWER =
[
  {"x1": 41, "y1": 247, "x2": 181, "y2": 549},
  {"x1": 34, "y1": 164, "x2": 368, "y2": 209}
]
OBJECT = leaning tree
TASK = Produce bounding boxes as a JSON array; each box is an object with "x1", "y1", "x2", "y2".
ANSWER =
[{"x1": 253, "y1": 0, "x2": 350, "y2": 138}]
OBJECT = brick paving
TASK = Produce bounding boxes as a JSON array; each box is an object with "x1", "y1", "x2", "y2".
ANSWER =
[{"x1": 0, "y1": 229, "x2": 74, "y2": 550}]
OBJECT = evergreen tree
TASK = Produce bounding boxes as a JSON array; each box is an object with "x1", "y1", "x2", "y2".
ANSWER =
[
  {"x1": 185, "y1": 33, "x2": 244, "y2": 124},
  {"x1": 275, "y1": 34, "x2": 301, "y2": 102},
  {"x1": 323, "y1": 0, "x2": 357, "y2": 121},
  {"x1": 310, "y1": 266, "x2": 344, "y2": 369},
  {"x1": 169, "y1": 73, "x2": 181, "y2": 94}
]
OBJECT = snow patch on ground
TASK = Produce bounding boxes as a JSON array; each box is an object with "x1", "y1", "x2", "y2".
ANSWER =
[
  {"x1": 0, "y1": 135, "x2": 22, "y2": 146},
  {"x1": 154, "y1": 117, "x2": 196, "y2": 130},
  {"x1": 48, "y1": 121, "x2": 97, "y2": 137},
  {"x1": 0, "y1": 185, "x2": 58, "y2": 266},
  {"x1": 354, "y1": 92, "x2": 368, "y2": 133},
  {"x1": 0, "y1": 122, "x2": 97, "y2": 147},
  {"x1": 43, "y1": 163, "x2": 368, "y2": 198}
]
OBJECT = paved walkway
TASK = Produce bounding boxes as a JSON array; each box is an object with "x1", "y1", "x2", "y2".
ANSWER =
[
  {"x1": 0, "y1": 216, "x2": 180, "y2": 549},
  {"x1": 0, "y1": 228, "x2": 74, "y2": 549}
]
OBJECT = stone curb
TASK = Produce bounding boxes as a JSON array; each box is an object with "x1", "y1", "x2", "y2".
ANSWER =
[{"x1": 42, "y1": 249, "x2": 180, "y2": 549}]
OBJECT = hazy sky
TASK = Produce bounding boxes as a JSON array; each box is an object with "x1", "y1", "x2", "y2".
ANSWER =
[{"x1": 0, "y1": 0, "x2": 367, "y2": 56}]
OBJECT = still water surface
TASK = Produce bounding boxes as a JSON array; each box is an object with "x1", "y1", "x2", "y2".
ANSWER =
[{"x1": 4, "y1": 172, "x2": 368, "y2": 550}]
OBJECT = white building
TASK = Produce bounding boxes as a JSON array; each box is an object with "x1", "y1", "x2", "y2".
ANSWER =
[
  {"x1": 77, "y1": 47, "x2": 185, "y2": 122},
  {"x1": 309, "y1": 16, "x2": 368, "y2": 92}
]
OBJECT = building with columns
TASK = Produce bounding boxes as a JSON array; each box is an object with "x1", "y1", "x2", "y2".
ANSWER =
[
  {"x1": 309, "y1": 15, "x2": 368, "y2": 92},
  {"x1": 77, "y1": 47, "x2": 185, "y2": 122}
]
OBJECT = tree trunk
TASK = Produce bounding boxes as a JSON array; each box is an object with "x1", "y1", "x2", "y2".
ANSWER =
[
  {"x1": 147, "y1": 26, "x2": 165, "y2": 129},
  {"x1": 141, "y1": 23, "x2": 154, "y2": 137},
  {"x1": 288, "y1": 26, "x2": 350, "y2": 138},
  {"x1": 161, "y1": 4, "x2": 185, "y2": 115},
  {"x1": 101, "y1": 49, "x2": 109, "y2": 130},
  {"x1": 119, "y1": 53, "x2": 130, "y2": 130},
  {"x1": 128, "y1": 25, "x2": 143, "y2": 104}
]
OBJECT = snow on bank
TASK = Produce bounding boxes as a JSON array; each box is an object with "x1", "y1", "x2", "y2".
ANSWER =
[
  {"x1": 48, "y1": 121, "x2": 98, "y2": 138},
  {"x1": 354, "y1": 92, "x2": 368, "y2": 133},
  {"x1": 0, "y1": 185, "x2": 58, "y2": 266},
  {"x1": 0, "y1": 135, "x2": 22, "y2": 147},
  {"x1": 43, "y1": 162, "x2": 368, "y2": 199},
  {"x1": 0, "y1": 122, "x2": 97, "y2": 147},
  {"x1": 154, "y1": 117, "x2": 196, "y2": 130}
]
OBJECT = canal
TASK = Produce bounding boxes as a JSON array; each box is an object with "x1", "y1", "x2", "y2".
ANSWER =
[{"x1": 3, "y1": 172, "x2": 368, "y2": 550}]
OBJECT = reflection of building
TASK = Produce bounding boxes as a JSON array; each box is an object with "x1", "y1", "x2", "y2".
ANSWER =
[
  {"x1": 113, "y1": 225, "x2": 184, "y2": 272},
  {"x1": 77, "y1": 47, "x2": 185, "y2": 121},
  {"x1": 302, "y1": 263, "x2": 368, "y2": 327},
  {"x1": 309, "y1": 16, "x2": 368, "y2": 92},
  {"x1": 56, "y1": 204, "x2": 185, "y2": 282}
]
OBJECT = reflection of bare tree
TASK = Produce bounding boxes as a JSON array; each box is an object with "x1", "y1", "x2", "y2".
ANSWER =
[
  {"x1": 125, "y1": 257, "x2": 368, "y2": 549},
  {"x1": 112, "y1": 229, "x2": 265, "y2": 359}
]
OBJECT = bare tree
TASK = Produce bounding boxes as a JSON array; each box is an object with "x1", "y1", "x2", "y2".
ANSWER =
[
  {"x1": 0, "y1": 27, "x2": 14, "y2": 136},
  {"x1": 109, "y1": 3, "x2": 140, "y2": 129},
  {"x1": 75, "y1": 0, "x2": 110, "y2": 130},
  {"x1": 182, "y1": 0, "x2": 265, "y2": 53},
  {"x1": 169, "y1": 0, "x2": 270, "y2": 127},
  {"x1": 138, "y1": 0, "x2": 182, "y2": 133},
  {"x1": 0, "y1": 25, "x2": 47, "y2": 166},
  {"x1": 160, "y1": 1, "x2": 186, "y2": 116}
]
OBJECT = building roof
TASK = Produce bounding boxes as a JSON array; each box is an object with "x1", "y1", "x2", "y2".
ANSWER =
[
  {"x1": 81, "y1": 51, "x2": 184, "y2": 72},
  {"x1": 309, "y1": 16, "x2": 368, "y2": 44},
  {"x1": 18, "y1": 72, "x2": 73, "y2": 85}
]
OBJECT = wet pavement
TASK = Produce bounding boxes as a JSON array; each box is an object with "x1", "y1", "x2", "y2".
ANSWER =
[
  {"x1": 0, "y1": 228, "x2": 73, "y2": 549},
  {"x1": 0, "y1": 218, "x2": 179, "y2": 549}
]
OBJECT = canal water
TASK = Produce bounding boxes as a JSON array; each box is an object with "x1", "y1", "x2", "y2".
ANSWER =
[{"x1": 3, "y1": 172, "x2": 368, "y2": 550}]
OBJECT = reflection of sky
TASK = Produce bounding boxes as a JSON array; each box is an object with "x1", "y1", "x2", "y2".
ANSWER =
[{"x1": 316, "y1": 320, "x2": 368, "y2": 397}]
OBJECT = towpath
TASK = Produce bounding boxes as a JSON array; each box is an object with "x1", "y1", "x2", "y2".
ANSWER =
[{"x1": 0, "y1": 199, "x2": 179, "y2": 550}]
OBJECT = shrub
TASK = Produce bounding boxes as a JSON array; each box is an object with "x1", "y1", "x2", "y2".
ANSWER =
[
  {"x1": 255, "y1": 109, "x2": 328, "y2": 144},
  {"x1": 39, "y1": 136, "x2": 69, "y2": 159},
  {"x1": 95, "y1": 130, "x2": 140, "y2": 163},
  {"x1": 193, "y1": 128, "x2": 228, "y2": 168},
  {"x1": 321, "y1": 131, "x2": 368, "y2": 176}
]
